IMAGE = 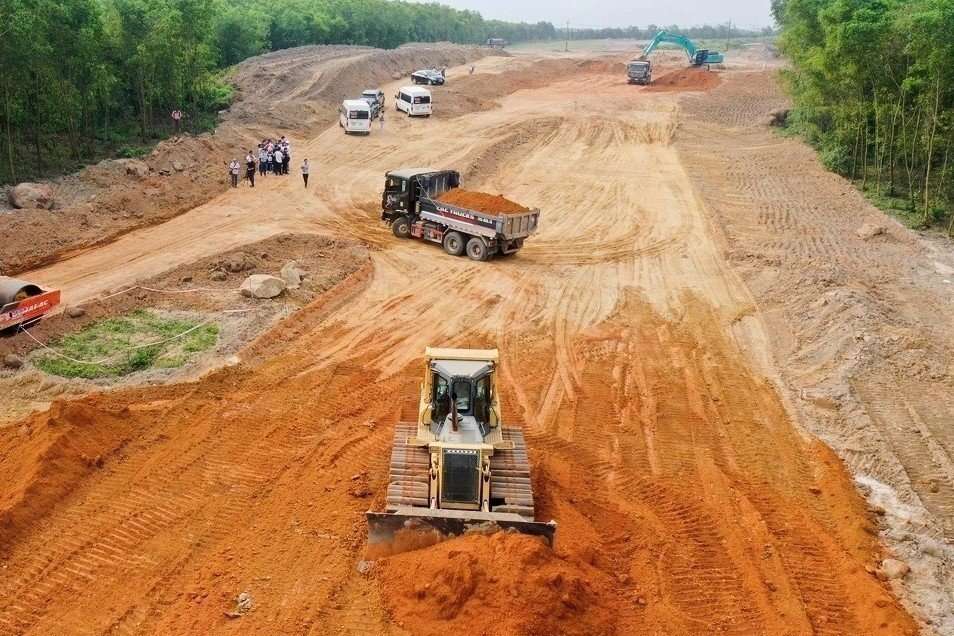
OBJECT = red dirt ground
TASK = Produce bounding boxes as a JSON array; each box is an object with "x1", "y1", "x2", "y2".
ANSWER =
[{"x1": 646, "y1": 67, "x2": 723, "y2": 92}]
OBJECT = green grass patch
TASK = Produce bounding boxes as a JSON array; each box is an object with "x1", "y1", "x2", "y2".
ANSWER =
[{"x1": 33, "y1": 309, "x2": 219, "y2": 379}]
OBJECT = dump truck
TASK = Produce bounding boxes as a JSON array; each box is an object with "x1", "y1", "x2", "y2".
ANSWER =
[
  {"x1": 627, "y1": 59, "x2": 652, "y2": 84},
  {"x1": 367, "y1": 348, "x2": 555, "y2": 551},
  {"x1": 0, "y1": 276, "x2": 61, "y2": 332},
  {"x1": 381, "y1": 168, "x2": 539, "y2": 261}
]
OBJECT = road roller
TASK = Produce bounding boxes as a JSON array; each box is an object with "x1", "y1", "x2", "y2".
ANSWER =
[{"x1": 0, "y1": 276, "x2": 61, "y2": 332}]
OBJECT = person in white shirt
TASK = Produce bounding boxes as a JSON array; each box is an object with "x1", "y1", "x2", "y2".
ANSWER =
[
  {"x1": 273, "y1": 148, "x2": 284, "y2": 175},
  {"x1": 258, "y1": 146, "x2": 267, "y2": 177},
  {"x1": 229, "y1": 159, "x2": 241, "y2": 187},
  {"x1": 301, "y1": 159, "x2": 310, "y2": 188}
]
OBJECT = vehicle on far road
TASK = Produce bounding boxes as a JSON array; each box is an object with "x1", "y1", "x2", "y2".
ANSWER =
[
  {"x1": 411, "y1": 69, "x2": 445, "y2": 85},
  {"x1": 360, "y1": 89, "x2": 385, "y2": 119},
  {"x1": 486, "y1": 37, "x2": 507, "y2": 48},
  {"x1": 395, "y1": 86, "x2": 432, "y2": 117},
  {"x1": 627, "y1": 59, "x2": 652, "y2": 85},
  {"x1": 339, "y1": 99, "x2": 372, "y2": 134}
]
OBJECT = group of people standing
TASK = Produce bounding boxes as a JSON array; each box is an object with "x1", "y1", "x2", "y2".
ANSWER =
[{"x1": 229, "y1": 136, "x2": 310, "y2": 188}]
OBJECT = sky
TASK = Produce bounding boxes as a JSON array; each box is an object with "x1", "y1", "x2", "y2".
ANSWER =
[{"x1": 409, "y1": 0, "x2": 775, "y2": 29}]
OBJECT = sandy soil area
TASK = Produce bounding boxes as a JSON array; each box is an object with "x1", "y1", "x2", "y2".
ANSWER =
[{"x1": 0, "y1": 44, "x2": 947, "y2": 635}]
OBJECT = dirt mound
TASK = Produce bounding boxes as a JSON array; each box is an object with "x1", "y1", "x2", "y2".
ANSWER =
[
  {"x1": 0, "y1": 399, "x2": 137, "y2": 554},
  {"x1": 376, "y1": 533, "x2": 618, "y2": 636},
  {"x1": 646, "y1": 67, "x2": 722, "y2": 92},
  {"x1": 436, "y1": 188, "x2": 529, "y2": 215}
]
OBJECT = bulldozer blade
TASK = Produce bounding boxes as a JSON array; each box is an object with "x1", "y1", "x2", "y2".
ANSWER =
[{"x1": 366, "y1": 508, "x2": 556, "y2": 557}]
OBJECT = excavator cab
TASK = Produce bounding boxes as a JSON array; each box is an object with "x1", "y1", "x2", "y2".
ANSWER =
[{"x1": 366, "y1": 348, "x2": 555, "y2": 554}]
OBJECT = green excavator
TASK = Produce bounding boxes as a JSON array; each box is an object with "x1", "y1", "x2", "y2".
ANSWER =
[{"x1": 640, "y1": 30, "x2": 724, "y2": 67}]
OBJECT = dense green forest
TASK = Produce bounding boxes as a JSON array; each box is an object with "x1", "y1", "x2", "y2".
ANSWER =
[
  {"x1": 773, "y1": 0, "x2": 952, "y2": 233},
  {"x1": 0, "y1": 0, "x2": 556, "y2": 185}
]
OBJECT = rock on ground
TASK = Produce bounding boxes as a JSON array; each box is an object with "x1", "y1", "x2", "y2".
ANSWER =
[
  {"x1": 280, "y1": 261, "x2": 306, "y2": 287},
  {"x1": 9, "y1": 183, "x2": 55, "y2": 210},
  {"x1": 3, "y1": 354, "x2": 24, "y2": 369},
  {"x1": 240, "y1": 274, "x2": 286, "y2": 299},
  {"x1": 116, "y1": 159, "x2": 150, "y2": 177},
  {"x1": 855, "y1": 223, "x2": 886, "y2": 240},
  {"x1": 878, "y1": 558, "x2": 910, "y2": 581}
]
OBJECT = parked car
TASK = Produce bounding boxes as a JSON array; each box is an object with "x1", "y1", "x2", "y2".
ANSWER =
[
  {"x1": 411, "y1": 69, "x2": 445, "y2": 86},
  {"x1": 361, "y1": 89, "x2": 385, "y2": 118}
]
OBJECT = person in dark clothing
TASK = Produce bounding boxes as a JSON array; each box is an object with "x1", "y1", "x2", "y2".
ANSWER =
[{"x1": 245, "y1": 152, "x2": 256, "y2": 187}]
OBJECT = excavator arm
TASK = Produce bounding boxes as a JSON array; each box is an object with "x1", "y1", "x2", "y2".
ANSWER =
[
  {"x1": 641, "y1": 31, "x2": 697, "y2": 62},
  {"x1": 640, "y1": 30, "x2": 723, "y2": 66}
]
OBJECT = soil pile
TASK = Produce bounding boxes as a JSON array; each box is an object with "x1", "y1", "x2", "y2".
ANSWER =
[
  {"x1": 376, "y1": 533, "x2": 618, "y2": 636},
  {"x1": 436, "y1": 188, "x2": 529, "y2": 215},
  {"x1": 646, "y1": 67, "x2": 722, "y2": 92}
]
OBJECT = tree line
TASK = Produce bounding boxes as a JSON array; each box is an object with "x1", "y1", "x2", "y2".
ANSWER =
[
  {"x1": 0, "y1": 0, "x2": 555, "y2": 185},
  {"x1": 773, "y1": 0, "x2": 952, "y2": 233},
  {"x1": 563, "y1": 23, "x2": 776, "y2": 42}
]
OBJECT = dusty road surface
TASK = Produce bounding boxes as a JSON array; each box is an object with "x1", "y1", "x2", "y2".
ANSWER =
[{"x1": 1, "y1": 46, "x2": 948, "y2": 635}]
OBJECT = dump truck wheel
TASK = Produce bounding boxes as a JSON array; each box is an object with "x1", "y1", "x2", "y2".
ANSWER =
[
  {"x1": 466, "y1": 237, "x2": 489, "y2": 262},
  {"x1": 443, "y1": 232, "x2": 465, "y2": 256},
  {"x1": 392, "y1": 216, "x2": 411, "y2": 239}
]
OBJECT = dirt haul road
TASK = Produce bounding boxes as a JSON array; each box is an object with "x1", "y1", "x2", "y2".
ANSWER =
[{"x1": 0, "y1": 56, "x2": 928, "y2": 634}]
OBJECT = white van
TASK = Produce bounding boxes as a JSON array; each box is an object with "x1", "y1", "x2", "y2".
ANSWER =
[
  {"x1": 339, "y1": 99, "x2": 372, "y2": 134},
  {"x1": 395, "y1": 86, "x2": 432, "y2": 117}
]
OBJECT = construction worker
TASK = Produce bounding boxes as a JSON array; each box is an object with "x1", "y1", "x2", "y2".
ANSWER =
[
  {"x1": 229, "y1": 158, "x2": 240, "y2": 188},
  {"x1": 245, "y1": 152, "x2": 255, "y2": 187}
]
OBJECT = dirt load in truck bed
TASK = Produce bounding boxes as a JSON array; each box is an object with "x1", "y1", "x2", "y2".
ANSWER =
[{"x1": 435, "y1": 188, "x2": 530, "y2": 215}]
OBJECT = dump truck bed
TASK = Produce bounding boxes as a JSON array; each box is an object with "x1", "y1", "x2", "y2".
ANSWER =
[{"x1": 419, "y1": 197, "x2": 539, "y2": 241}]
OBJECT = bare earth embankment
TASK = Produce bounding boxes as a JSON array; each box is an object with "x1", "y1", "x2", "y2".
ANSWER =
[{"x1": 677, "y1": 69, "x2": 953, "y2": 632}]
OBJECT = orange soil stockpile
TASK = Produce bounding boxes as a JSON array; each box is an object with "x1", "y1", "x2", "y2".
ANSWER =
[
  {"x1": 646, "y1": 67, "x2": 722, "y2": 92},
  {"x1": 375, "y1": 533, "x2": 619, "y2": 636},
  {"x1": 435, "y1": 188, "x2": 530, "y2": 216}
]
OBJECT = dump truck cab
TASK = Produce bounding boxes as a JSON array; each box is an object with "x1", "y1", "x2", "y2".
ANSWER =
[
  {"x1": 627, "y1": 59, "x2": 652, "y2": 84},
  {"x1": 367, "y1": 348, "x2": 555, "y2": 552}
]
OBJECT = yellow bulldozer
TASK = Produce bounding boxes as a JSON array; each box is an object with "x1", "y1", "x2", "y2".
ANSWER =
[{"x1": 367, "y1": 348, "x2": 555, "y2": 549}]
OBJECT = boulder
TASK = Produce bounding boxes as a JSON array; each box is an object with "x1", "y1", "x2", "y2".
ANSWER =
[
  {"x1": 855, "y1": 223, "x2": 885, "y2": 240},
  {"x1": 117, "y1": 159, "x2": 150, "y2": 177},
  {"x1": 9, "y1": 182, "x2": 54, "y2": 209},
  {"x1": 65, "y1": 306, "x2": 86, "y2": 319},
  {"x1": 3, "y1": 354, "x2": 24, "y2": 369},
  {"x1": 878, "y1": 558, "x2": 910, "y2": 581},
  {"x1": 210, "y1": 270, "x2": 228, "y2": 282},
  {"x1": 280, "y1": 261, "x2": 306, "y2": 288},
  {"x1": 172, "y1": 161, "x2": 185, "y2": 172},
  {"x1": 767, "y1": 108, "x2": 789, "y2": 127},
  {"x1": 240, "y1": 274, "x2": 286, "y2": 299}
]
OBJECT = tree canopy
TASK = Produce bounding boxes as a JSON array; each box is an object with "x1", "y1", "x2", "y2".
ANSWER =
[{"x1": 773, "y1": 0, "x2": 952, "y2": 232}]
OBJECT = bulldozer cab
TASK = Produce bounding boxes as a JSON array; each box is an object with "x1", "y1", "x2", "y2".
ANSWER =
[{"x1": 429, "y1": 358, "x2": 494, "y2": 441}]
